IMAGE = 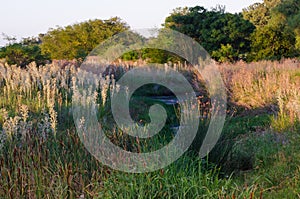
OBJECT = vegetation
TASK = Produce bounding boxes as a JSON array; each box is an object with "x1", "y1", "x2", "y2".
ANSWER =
[
  {"x1": 2, "y1": 1, "x2": 300, "y2": 64},
  {"x1": 0, "y1": 59, "x2": 299, "y2": 198},
  {"x1": 0, "y1": 18, "x2": 128, "y2": 66},
  {"x1": 164, "y1": 0, "x2": 300, "y2": 62},
  {"x1": 0, "y1": 36, "x2": 49, "y2": 67},
  {"x1": 243, "y1": 0, "x2": 299, "y2": 60},
  {"x1": 40, "y1": 17, "x2": 129, "y2": 61},
  {"x1": 0, "y1": 1, "x2": 300, "y2": 198},
  {"x1": 164, "y1": 6, "x2": 255, "y2": 62}
]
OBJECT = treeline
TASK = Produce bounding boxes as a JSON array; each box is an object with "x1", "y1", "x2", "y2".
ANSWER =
[
  {"x1": 0, "y1": 17, "x2": 128, "y2": 67},
  {"x1": 1, "y1": 0, "x2": 300, "y2": 66},
  {"x1": 165, "y1": 0, "x2": 300, "y2": 62}
]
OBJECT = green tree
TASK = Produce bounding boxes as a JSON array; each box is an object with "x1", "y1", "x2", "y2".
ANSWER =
[
  {"x1": 212, "y1": 44, "x2": 238, "y2": 62},
  {"x1": 117, "y1": 29, "x2": 184, "y2": 64},
  {"x1": 0, "y1": 36, "x2": 49, "y2": 67},
  {"x1": 244, "y1": 0, "x2": 300, "y2": 61},
  {"x1": 273, "y1": 0, "x2": 300, "y2": 51},
  {"x1": 242, "y1": 0, "x2": 281, "y2": 27},
  {"x1": 250, "y1": 26, "x2": 296, "y2": 61},
  {"x1": 164, "y1": 6, "x2": 255, "y2": 62},
  {"x1": 40, "y1": 17, "x2": 129, "y2": 61}
]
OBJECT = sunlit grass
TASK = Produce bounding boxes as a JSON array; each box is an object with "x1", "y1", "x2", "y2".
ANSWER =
[{"x1": 0, "y1": 59, "x2": 299, "y2": 198}]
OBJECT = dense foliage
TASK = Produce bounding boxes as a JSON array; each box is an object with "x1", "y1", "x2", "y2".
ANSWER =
[
  {"x1": 164, "y1": 1, "x2": 300, "y2": 62},
  {"x1": 243, "y1": 0, "x2": 300, "y2": 60},
  {"x1": 164, "y1": 6, "x2": 255, "y2": 62},
  {"x1": 40, "y1": 17, "x2": 129, "y2": 61},
  {"x1": 0, "y1": 36, "x2": 49, "y2": 67},
  {"x1": 2, "y1": 1, "x2": 300, "y2": 64}
]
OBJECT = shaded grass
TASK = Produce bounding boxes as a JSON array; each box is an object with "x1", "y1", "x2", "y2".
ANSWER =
[{"x1": 0, "y1": 127, "x2": 236, "y2": 198}]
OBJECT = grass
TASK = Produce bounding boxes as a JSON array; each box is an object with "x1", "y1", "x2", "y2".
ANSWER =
[
  {"x1": 0, "y1": 59, "x2": 299, "y2": 198},
  {"x1": 0, "y1": 132, "x2": 232, "y2": 198}
]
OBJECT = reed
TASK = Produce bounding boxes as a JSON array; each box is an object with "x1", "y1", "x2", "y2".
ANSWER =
[{"x1": 0, "y1": 59, "x2": 299, "y2": 198}]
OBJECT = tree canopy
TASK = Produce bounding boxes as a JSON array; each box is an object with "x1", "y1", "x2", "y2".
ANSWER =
[
  {"x1": 242, "y1": 0, "x2": 281, "y2": 27},
  {"x1": 243, "y1": 0, "x2": 300, "y2": 61},
  {"x1": 40, "y1": 17, "x2": 129, "y2": 61},
  {"x1": 164, "y1": 6, "x2": 255, "y2": 62},
  {"x1": 2, "y1": 2, "x2": 300, "y2": 65},
  {"x1": 0, "y1": 36, "x2": 49, "y2": 67}
]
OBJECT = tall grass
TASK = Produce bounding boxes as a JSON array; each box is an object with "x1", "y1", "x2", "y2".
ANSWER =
[
  {"x1": 0, "y1": 59, "x2": 299, "y2": 198},
  {"x1": 219, "y1": 59, "x2": 300, "y2": 130}
]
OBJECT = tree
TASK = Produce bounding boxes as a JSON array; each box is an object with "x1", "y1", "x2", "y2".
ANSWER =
[
  {"x1": 164, "y1": 6, "x2": 255, "y2": 62},
  {"x1": 250, "y1": 26, "x2": 296, "y2": 61},
  {"x1": 244, "y1": 0, "x2": 300, "y2": 61},
  {"x1": 273, "y1": 0, "x2": 300, "y2": 50},
  {"x1": 0, "y1": 36, "x2": 49, "y2": 67},
  {"x1": 242, "y1": 0, "x2": 281, "y2": 27},
  {"x1": 40, "y1": 17, "x2": 129, "y2": 61},
  {"x1": 1, "y1": 33, "x2": 17, "y2": 45},
  {"x1": 212, "y1": 44, "x2": 238, "y2": 62}
]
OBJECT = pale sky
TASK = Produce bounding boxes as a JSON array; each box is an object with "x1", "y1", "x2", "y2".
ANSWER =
[{"x1": 0, "y1": 0, "x2": 261, "y2": 46}]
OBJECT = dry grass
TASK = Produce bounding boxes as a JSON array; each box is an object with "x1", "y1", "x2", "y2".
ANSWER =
[
  {"x1": 219, "y1": 59, "x2": 300, "y2": 128},
  {"x1": 0, "y1": 59, "x2": 299, "y2": 198}
]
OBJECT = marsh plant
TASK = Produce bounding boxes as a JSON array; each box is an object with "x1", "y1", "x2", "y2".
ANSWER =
[{"x1": 0, "y1": 59, "x2": 299, "y2": 198}]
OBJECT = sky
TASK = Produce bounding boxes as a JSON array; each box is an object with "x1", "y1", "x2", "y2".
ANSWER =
[{"x1": 0, "y1": 0, "x2": 262, "y2": 46}]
